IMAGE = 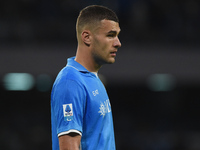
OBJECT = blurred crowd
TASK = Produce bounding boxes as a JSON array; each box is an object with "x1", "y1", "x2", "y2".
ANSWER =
[{"x1": 0, "y1": 0, "x2": 200, "y2": 45}]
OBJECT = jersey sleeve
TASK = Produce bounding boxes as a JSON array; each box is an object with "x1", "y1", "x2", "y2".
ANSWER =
[{"x1": 51, "y1": 79, "x2": 86, "y2": 137}]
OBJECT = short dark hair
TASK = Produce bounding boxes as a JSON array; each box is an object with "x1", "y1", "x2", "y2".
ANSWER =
[{"x1": 76, "y1": 5, "x2": 119, "y2": 37}]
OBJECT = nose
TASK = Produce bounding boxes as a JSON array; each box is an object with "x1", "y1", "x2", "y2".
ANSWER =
[{"x1": 114, "y1": 37, "x2": 121, "y2": 48}]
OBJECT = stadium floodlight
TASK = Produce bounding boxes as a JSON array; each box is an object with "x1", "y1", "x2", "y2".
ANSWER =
[{"x1": 3, "y1": 73, "x2": 35, "y2": 91}]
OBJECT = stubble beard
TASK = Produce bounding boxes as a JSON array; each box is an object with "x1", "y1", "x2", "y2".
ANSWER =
[{"x1": 93, "y1": 53, "x2": 115, "y2": 67}]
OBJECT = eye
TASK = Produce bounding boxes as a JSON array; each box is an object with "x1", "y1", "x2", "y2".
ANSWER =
[
  {"x1": 107, "y1": 31, "x2": 119, "y2": 38},
  {"x1": 107, "y1": 34, "x2": 115, "y2": 37}
]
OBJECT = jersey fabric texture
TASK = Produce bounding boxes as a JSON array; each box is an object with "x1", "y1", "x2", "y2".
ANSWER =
[{"x1": 51, "y1": 57, "x2": 116, "y2": 150}]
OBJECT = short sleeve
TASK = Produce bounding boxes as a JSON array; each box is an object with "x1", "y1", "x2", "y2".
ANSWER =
[{"x1": 51, "y1": 79, "x2": 86, "y2": 137}]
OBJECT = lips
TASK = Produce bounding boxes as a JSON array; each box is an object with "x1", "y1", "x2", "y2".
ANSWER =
[{"x1": 110, "y1": 51, "x2": 117, "y2": 57}]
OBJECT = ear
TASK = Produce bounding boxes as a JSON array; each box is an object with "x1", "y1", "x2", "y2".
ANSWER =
[{"x1": 81, "y1": 30, "x2": 91, "y2": 46}]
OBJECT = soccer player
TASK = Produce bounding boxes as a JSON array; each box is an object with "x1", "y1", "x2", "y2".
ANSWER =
[{"x1": 51, "y1": 5, "x2": 121, "y2": 150}]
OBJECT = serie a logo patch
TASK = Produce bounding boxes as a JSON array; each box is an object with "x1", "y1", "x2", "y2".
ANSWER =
[{"x1": 63, "y1": 104, "x2": 73, "y2": 121}]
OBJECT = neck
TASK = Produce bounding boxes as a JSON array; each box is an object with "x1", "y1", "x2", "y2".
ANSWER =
[{"x1": 75, "y1": 45, "x2": 101, "y2": 72}]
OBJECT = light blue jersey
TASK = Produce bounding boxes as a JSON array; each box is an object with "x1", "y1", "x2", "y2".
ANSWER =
[{"x1": 51, "y1": 57, "x2": 116, "y2": 150}]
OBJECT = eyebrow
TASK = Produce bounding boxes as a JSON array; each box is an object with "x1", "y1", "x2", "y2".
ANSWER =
[{"x1": 107, "y1": 30, "x2": 120, "y2": 35}]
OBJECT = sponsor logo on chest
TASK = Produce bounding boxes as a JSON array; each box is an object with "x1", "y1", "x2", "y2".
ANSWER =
[
  {"x1": 98, "y1": 99, "x2": 111, "y2": 117},
  {"x1": 91, "y1": 89, "x2": 112, "y2": 117}
]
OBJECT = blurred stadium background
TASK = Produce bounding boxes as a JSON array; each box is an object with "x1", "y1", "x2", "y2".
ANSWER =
[{"x1": 1, "y1": 0, "x2": 200, "y2": 149}]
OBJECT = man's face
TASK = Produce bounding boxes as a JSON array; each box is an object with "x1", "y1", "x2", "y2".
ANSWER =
[{"x1": 90, "y1": 19, "x2": 121, "y2": 65}]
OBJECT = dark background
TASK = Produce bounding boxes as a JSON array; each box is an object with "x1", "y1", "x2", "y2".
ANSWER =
[{"x1": 1, "y1": 0, "x2": 200, "y2": 149}]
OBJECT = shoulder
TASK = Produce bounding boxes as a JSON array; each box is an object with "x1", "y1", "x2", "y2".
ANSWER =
[
  {"x1": 53, "y1": 66, "x2": 86, "y2": 91},
  {"x1": 51, "y1": 67, "x2": 87, "y2": 100},
  {"x1": 57, "y1": 66, "x2": 82, "y2": 82}
]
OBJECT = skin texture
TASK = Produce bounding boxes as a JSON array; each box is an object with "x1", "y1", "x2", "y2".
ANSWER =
[
  {"x1": 59, "y1": 133, "x2": 81, "y2": 150},
  {"x1": 91, "y1": 20, "x2": 121, "y2": 65},
  {"x1": 59, "y1": 19, "x2": 121, "y2": 150},
  {"x1": 75, "y1": 19, "x2": 121, "y2": 72}
]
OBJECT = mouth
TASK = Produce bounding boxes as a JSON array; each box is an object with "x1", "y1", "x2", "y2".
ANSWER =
[{"x1": 110, "y1": 51, "x2": 117, "y2": 57}]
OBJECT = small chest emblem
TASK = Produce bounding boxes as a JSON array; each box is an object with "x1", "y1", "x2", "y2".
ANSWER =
[{"x1": 92, "y1": 89, "x2": 99, "y2": 96}]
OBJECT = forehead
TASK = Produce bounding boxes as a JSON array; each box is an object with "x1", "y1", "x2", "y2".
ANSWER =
[{"x1": 96, "y1": 19, "x2": 120, "y2": 33}]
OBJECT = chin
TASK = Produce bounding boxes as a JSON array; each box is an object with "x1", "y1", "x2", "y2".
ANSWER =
[
  {"x1": 97, "y1": 57, "x2": 115, "y2": 65},
  {"x1": 107, "y1": 58, "x2": 115, "y2": 64}
]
